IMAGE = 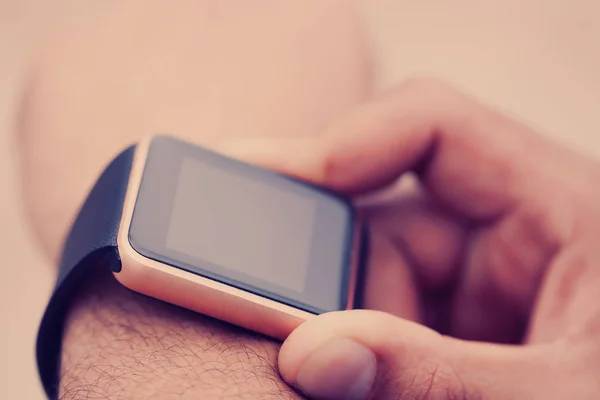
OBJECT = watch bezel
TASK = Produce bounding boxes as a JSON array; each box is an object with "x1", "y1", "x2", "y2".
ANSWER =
[{"x1": 115, "y1": 136, "x2": 361, "y2": 339}]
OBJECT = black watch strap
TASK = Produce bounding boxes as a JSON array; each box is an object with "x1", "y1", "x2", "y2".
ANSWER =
[{"x1": 36, "y1": 145, "x2": 136, "y2": 399}]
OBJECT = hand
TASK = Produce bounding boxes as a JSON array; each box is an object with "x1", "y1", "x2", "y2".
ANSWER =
[{"x1": 224, "y1": 78, "x2": 600, "y2": 399}]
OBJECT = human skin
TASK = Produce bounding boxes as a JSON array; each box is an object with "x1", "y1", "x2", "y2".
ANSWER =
[
  {"x1": 225, "y1": 79, "x2": 600, "y2": 399},
  {"x1": 18, "y1": 1, "x2": 370, "y2": 399},
  {"x1": 17, "y1": 2, "x2": 600, "y2": 400}
]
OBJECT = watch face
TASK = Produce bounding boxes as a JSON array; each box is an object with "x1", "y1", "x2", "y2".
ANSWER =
[{"x1": 128, "y1": 136, "x2": 354, "y2": 314}]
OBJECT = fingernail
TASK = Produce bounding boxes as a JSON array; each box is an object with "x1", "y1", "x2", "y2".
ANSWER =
[{"x1": 295, "y1": 338, "x2": 377, "y2": 400}]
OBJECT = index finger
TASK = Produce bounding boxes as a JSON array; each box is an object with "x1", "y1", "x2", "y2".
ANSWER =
[{"x1": 222, "y1": 78, "x2": 555, "y2": 219}]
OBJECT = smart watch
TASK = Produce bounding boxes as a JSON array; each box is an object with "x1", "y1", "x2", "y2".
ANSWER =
[{"x1": 36, "y1": 135, "x2": 364, "y2": 399}]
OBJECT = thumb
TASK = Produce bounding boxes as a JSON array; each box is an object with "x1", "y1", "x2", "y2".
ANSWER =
[{"x1": 278, "y1": 310, "x2": 539, "y2": 400}]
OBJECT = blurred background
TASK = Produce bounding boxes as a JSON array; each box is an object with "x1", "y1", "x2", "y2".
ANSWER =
[{"x1": 1, "y1": 1, "x2": 599, "y2": 399}]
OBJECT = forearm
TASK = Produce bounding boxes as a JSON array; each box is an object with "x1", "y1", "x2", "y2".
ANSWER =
[{"x1": 60, "y1": 268, "x2": 298, "y2": 399}]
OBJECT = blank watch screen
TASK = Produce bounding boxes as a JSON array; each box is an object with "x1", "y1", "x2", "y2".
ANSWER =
[
  {"x1": 166, "y1": 158, "x2": 315, "y2": 293},
  {"x1": 128, "y1": 136, "x2": 354, "y2": 314}
]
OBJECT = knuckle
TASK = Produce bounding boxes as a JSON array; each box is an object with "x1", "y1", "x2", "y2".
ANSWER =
[
  {"x1": 316, "y1": 148, "x2": 343, "y2": 187},
  {"x1": 380, "y1": 359, "x2": 474, "y2": 400},
  {"x1": 483, "y1": 203, "x2": 568, "y2": 300}
]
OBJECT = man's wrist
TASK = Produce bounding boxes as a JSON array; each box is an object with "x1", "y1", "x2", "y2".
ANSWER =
[{"x1": 60, "y1": 266, "x2": 301, "y2": 400}]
